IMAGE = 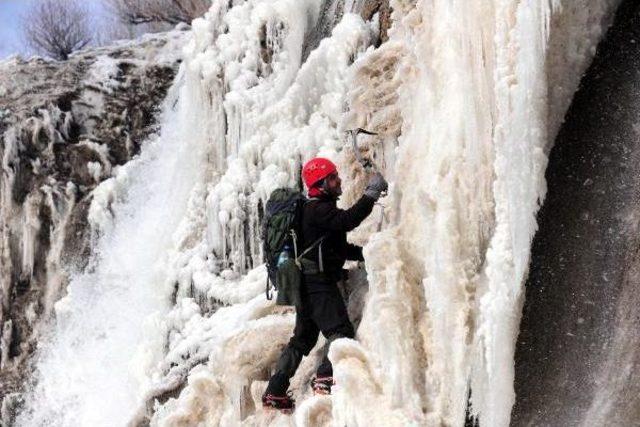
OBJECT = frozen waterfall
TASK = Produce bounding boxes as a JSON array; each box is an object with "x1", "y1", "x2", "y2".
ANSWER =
[{"x1": 16, "y1": 0, "x2": 619, "y2": 426}]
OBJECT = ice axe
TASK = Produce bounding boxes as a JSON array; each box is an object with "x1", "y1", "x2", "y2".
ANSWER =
[
  {"x1": 348, "y1": 127, "x2": 378, "y2": 172},
  {"x1": 346, "y1": 127, "x2": 388, "y2": 231}
]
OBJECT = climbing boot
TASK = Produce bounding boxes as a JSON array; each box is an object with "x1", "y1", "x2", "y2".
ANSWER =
[
  {"x1": 262, "y1": 392, "x2": 295, "y2": 413},
  {"x1": 311, "y1": 376, "x2": 334, "y2": 395}
]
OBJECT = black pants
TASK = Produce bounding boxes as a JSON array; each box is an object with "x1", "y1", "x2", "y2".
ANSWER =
[{"x1": 265, "y1": 281, "x2": 355, "y2": 396}]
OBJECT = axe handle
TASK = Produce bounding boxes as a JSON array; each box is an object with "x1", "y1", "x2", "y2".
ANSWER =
[
  {"x1": 351, "y1": 130, "x2": 367, "y2": 166},
  {"x1": 350, "y1": 129, "x2": 379, "y2": 172},
  {"x1": 356, "y1": 128, "x2": 378, "y2": 136}
]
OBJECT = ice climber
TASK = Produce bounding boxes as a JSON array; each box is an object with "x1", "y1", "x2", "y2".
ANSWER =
[{"x1": 262, "y1": 157, "x2": 388, "y2": 411}]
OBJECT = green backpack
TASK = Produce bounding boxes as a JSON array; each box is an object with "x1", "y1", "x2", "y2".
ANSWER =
[{"x1": 262, "y1": 188, "x2": 324, "y2": 306}]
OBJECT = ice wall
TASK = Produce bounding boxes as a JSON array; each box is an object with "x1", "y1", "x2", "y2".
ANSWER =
[
  {"x1": 15, "y1": 0, "x2": 620, "y2": 426},
  {"x1": 332, "y1": 1, "x2": 618, "y2": 425}
]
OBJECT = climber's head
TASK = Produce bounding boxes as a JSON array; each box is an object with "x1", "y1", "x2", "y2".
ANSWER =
[{"x1": 302, "y1": 157, "x2": 342, "y2": 198}]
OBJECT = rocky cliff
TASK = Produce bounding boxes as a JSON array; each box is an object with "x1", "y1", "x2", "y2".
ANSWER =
[
  {"x1": 0, "y1": 28, "x2": 188, "y2": 419},
  {"x1": 514, "y1": 1, "x2": 640, "y2": 424}
]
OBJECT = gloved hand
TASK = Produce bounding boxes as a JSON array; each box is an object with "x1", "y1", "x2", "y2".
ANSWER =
[{"x1": 364, "y1": 172, "x2": 388, "y2": 200}]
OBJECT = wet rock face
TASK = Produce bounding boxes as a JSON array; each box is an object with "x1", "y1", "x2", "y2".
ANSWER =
[
  {"x1": 0, "y1": 30, "x2": 187, "y2": 414},
  {"x1": 361, "y1": 0, "x2": 392, "y2": 43},
  {"x1": 514, "y1": 0, "x2": 640, "y2": 425},
  {"x1": 301, "y1": 0, "x2": 391, "y2": 62}
]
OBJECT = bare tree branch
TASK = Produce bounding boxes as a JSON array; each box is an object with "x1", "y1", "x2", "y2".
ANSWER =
[
  {"x1": 106, "y1": 0, "x2": 211, "y2": 27},
  {"x1": 21, "y1": 0, "x2": 93, "y2": 61}
]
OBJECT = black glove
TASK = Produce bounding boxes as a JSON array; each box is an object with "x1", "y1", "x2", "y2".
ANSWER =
[{"x1": 364, "y1": 172, "x2": 388, "y2": 200}]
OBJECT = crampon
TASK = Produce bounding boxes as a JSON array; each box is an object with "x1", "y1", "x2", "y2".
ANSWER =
[
  {"x1": 311, "y1": 376, "x2": 334, "y2": 395},
  {"x1": 262, "y1": 392, "x2": 295, "y2": 413}
]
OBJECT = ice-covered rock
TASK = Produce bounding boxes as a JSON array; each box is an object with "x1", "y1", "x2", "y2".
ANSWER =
[
  {"x1": 2, "y1": 0, "x2": 632, "y2": 426},
  {"x1": 0, "y1": 28, "x2": 188, "y2": 421}
]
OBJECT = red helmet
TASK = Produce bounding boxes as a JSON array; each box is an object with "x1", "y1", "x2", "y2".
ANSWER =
[{"x1": 302, "y1": 157, "x2": 337, "y2": 189}]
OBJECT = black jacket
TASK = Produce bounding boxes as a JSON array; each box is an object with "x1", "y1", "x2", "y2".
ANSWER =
[{"x1": 301, "y1": 194, "x2": 375, "y2": 285}]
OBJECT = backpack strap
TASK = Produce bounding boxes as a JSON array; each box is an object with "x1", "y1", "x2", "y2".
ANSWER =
[
  {"x1": 295, "y1": 235, "x2": 326, "y2": 268},
  {"x1": 265, "y1": 235, "x2": 324, "y2": 302},
  {"x1": 299, "y1": 197, "x2": 330, "y2": 271},
  {"x1": 266, "y1": 275, "x2": 273, "y2": 300}
]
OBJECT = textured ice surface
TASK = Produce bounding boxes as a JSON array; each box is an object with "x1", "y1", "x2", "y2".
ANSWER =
[{"x1": 16, "y1": 0, "x2": 619, "y2": 426}]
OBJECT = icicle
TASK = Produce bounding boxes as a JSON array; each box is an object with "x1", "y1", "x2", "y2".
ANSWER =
[
  {"x1": 41, "y1": 183, "x2": 77, "y2": 317},
  {"x1": 0, "y1": 320, "x2": 12, "y2": 370},
  {"x1": 0, "y1": 128, "x2": 20, "y2": 326},
  {"x1": 21, "y1": 192, "x2": 42, "y2": 282}
]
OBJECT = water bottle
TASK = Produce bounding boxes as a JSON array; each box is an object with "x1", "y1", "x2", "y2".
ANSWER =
[{"x1": 277, "y1": 245, "x2": 292, "y2": 267}]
